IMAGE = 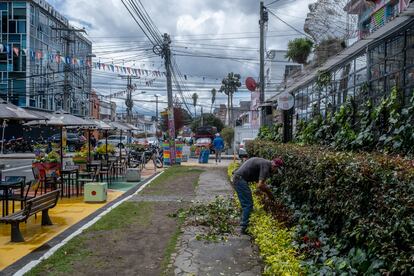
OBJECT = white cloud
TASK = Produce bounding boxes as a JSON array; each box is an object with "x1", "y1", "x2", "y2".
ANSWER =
[{"x1": 52, "y1": 0, "x2": 316, "y2": 114}]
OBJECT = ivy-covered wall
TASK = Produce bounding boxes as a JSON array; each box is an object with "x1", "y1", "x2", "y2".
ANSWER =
[{"x1": 295, "y1": 87, "x2": 414, "y2": 155}]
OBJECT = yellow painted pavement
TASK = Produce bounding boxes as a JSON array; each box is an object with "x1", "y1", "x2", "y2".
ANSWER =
[{"x1": 0, "y1": 190, "x2": 123, "y2": 270}]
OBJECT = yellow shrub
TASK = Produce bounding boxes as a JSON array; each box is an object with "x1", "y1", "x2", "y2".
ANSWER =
[{"x1": 249, "y1": 196, "x2": 303, "y2": 276}]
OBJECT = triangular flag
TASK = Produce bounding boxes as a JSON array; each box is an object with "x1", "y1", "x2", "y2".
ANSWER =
[
  {"x1": 111, "y1": 65, "x2": 114, "y2": 72},
  {"x1": 138, "y1": 69, "x2": 141, "y2": 75},
  {"x1": 127, "y1": 67, "x2": 131, "y2": 74},
  {"x1": 30, "y1": 50, "x2": 35, "y2": 60},
  {"x1": 102, "y1": 63, "x2": 106, "y2": 70},
  {"x1": 0, "y1": 44, "x2": 3, "y2": 53},
  {"x1": 6, "y1": 45, "x2": 11, "y2": 55}
]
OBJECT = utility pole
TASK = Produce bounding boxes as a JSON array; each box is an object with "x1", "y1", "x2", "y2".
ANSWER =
[
  {"x1": 52, "y1": 27, "x2": 87, "y2": 113},
  {"x1": 119, "y1": 75, "x2": 139, "y2": 124},
  {"x1": 154, "y1": 94, "x2": 159, "y2": 122},
  {"x1": 163, "y1": 33, "x2": 176, "y2": 164},
  {"x1": 126, "y1": 75, "x2": 133, "y2": 124},
  {"x1": 259, "y1": 1, "x2": 268, "y2": 126},
  {"x1": 201, "y1": 106, "x2": 204, "y2": 126}
]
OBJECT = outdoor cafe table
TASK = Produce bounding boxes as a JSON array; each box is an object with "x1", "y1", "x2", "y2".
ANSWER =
[
  {"x1": 60, "y1": 168, "x2": 79, "y2": 198},
  {"x1": 0, "y1": 180, "x2": 23, "y2": 217}
]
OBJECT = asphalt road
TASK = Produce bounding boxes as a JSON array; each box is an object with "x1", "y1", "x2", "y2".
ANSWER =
[{"x1": 1, "y1": 159, "x2": 34, "y2": 181}]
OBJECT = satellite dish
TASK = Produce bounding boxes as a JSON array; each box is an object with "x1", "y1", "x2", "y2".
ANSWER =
[{"x1": 245, "y1": 77, "x2": 257, "y2": 92}]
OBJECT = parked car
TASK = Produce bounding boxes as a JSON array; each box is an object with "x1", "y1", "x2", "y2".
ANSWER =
[
  {"x1": 97, "y1": 135, "x2": 136, "y2": 148},
  {"x1": 238, "y1": 138, "x2": 255, "y2": 158},
  {"x1": 195, "y1": 137, "x2": 212, "y2": 152},
  {"x1": 146, "y1": 137, "x2": 159, "y2": 146},
  {"x1": 50, "y1": 133, "x2": 84, "y2": 152}
]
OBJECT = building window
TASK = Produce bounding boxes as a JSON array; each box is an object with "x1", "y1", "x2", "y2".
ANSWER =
[{"x1": 13, "y1": 8, "x2": 26, "y2": 20}]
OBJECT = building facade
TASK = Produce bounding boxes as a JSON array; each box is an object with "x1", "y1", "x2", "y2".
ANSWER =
[
  {"x1": 272, "y1": 1, "x2": 413, "y2": 133},
  {"x1": 0, "y1": 0, "x2": 92, "y2": 116},
  {"x1": 99, "y1": 99, "x2": 116, "y2": 121},
  {"x1": 345, "y1": 0, "x2": 412, "y2": 39}
]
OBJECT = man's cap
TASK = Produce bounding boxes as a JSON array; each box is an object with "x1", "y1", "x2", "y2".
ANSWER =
[{"x1": 272, "y1": 158, "x2": 284, "y2": 168}]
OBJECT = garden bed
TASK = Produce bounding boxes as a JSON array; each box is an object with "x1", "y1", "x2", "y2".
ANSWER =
[{"x1": 245, "y1": 141, "x2": 414, "y2": 274}]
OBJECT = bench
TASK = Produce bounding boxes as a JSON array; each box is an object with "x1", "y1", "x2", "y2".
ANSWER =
[{"x1": 0, "y1": 189, "x2": 60, "y2": 242}]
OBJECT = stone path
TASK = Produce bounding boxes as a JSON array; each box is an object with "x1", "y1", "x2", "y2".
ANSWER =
[{"x1": 172, "y1": 168, "x2": 262, "y2": 276}]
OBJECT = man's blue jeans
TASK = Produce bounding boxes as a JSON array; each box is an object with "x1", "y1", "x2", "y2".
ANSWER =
[{"x1": 234, "y1": 175, "x2": 253, "y2": 230}]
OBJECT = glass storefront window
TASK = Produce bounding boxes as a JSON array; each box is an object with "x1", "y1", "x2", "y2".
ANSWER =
[
  {"x1": 405, "y1": 66, "x2": 414, "y2": 87},
  {"x1": 386, "y1": 52, "x2": 404, "y2": 74},
  {"x1": 370, "y1": 44, "x2": 385, "y2": 65},
  {"x1": 386, "y1": 34, "x2": 404, "y2": 57},
  {"x1": 386, "y1": 72, "x2": 402, "y2": 93}
]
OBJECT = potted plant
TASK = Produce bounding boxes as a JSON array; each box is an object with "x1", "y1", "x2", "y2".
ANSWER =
[
  {"x1": 73, "y1": 146, "x2": 89, "y2": 164},
  {"x1": 95, "y1": 144, "x2": 116, "y2": 159}
]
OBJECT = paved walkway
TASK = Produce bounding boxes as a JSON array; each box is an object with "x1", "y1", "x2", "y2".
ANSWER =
[{"x1": 172, "y1": 168, "x2": 262, "y2": 276}]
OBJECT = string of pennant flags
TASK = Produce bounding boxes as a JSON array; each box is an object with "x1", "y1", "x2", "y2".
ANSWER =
[
  {"x1": 0, "y1": 44, "x2": 164, "y2": 77},
  {"x1": 0, "y1": 44, "x2": 223, "y2": 82},
  {"x1": 93, "y1": 61, "x2": 166, "y2": 79},
  {"x1": 0, "y1": 44, "x2": 93, "y2": 66}
]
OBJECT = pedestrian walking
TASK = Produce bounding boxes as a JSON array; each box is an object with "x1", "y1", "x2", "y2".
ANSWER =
[
  {"x1": 232, "y1": 157, "x2": 284, "y2": 234},
  {"x1": 212, "y1": 133, "x2": 224, "y2": 163},
  {"x1": 90, "y1": 135, "x2": 97, "y2": 148}
]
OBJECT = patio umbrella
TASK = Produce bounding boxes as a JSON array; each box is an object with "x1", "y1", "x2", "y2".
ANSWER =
[
  {"x1": 104, "y1": 121, "x2": 134, "y2": 160},
  {"x1": 25, "y1": 110, "x2": 96, "y2": 169},
  {"x1": 81, "y1": 118, "x2": 112, "y2": 161},
  {"x1": 0, "y1": 100, "x2": 47, "y2": 154}
]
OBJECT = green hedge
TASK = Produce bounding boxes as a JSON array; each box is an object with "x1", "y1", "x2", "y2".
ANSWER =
[{"x1": 246, "y1": 141, "x2": 414, "y2": 274}]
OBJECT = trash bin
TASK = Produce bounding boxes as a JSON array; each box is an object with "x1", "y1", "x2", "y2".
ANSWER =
[
  {"x1": 84, "y1": 182, "x2": 107, "y2": 202},
  {"x1": 198, "y1": 149, "x2": 209, "y2": 164},
  {"x1": 126, "y1": 168, "x2": 141, "y2": 182}
]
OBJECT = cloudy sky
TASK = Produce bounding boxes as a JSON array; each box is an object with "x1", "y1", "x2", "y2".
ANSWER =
[{"x1": 49, "y1": 0, "x2": 315, "y2": 116}]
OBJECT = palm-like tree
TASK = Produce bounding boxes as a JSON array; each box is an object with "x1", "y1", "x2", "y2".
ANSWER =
[
  {"x1": 211, "y1": 88, "x2": 217, "y2": 113},
  {"x1": 192, "y1": 93, "x2": 198, "y2": 118},
  {"x1": 219, "y1": 72, "x2": 241, "y2": 126}
]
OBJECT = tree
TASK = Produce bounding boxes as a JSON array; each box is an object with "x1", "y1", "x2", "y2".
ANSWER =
[
  {"x1": 219, "y1": 72, "x2": 241, "y2": 126},
  {"x1": 285, "y1": 38, "x2": 314, "y2": 65},
  {"x1": 160, "y1": 107, "x2": 191, "y2": 136},
  {"x1": 221, "y1": 127, "x2": 234, "y2": 148},
  {"x1": 211, "y1": 88, "x2": 217, "y2": 113},
  {"x1": 192, "y1": 93, "x2": 198, "y2": 117},
  {"x1": 190, "y1": 114, "x2": 225, "y2": 133}
]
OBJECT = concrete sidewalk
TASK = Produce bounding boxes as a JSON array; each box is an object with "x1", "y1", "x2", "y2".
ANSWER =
[
  {"x1": 172, "y1": 168, "x2": 262, "y2": 276},
  {"x1": 0, "y1": 153, "x2": 35, "y2": 159}
]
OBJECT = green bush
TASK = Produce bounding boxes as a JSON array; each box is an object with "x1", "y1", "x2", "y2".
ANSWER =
[
  {"x1": 246, "y1": 141, "x2": 414, "y2": 274},
  {"x1": 296, "y1": 87, "x2": 414, "y2": 155},
  {"x1": 257, "y1": 124, "x2": 282, "y2": 142}
]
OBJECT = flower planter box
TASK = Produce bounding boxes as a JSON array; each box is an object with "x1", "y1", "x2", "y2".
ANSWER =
[{"x1": 73, "y1": 157, "x2": 87, "y2": 164}]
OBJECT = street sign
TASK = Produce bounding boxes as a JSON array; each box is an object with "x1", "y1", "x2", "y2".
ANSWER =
[{"x1": 277, "y1": 92, "x2": 295, "y2": 110}]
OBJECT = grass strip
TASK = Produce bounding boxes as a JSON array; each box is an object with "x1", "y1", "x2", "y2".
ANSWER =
[
  {"x1": 26, "y1": 202, "x2": 153, "y2": 276},
  {"x1": 161, "y1": 213, "x2": 186, "y2": 275},
  {"x1": 142, "y1": 166, "x2": 203, "y2": 195}
]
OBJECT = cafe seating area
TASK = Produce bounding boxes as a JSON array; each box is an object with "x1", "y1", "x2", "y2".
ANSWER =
[{"x1": 0, "y1": 156, "x2": 159, "y2": 271}]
